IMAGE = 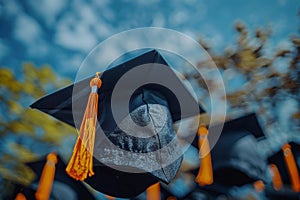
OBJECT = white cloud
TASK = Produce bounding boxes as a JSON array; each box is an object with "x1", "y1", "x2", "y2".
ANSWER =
[
  {"x1": 170, "y1": 10, "x2": 188, "y2": 26},
  {"x1": 27, "y1": 0, "x2": 67, "y2": 26},
  {"x1": 54, "y1": 12, "x2": 98, "y2": 52},
  {"x1": 129, "y1": 0, "x2": 160, "y2": 4},
  {"x1": 94, "y1": 22, "x2": 112, "y2": 38},
  {"x1": 276, "y1": 40, "x2": 294, "y2": 51},
  {"x1": 1, "y1": 0, "x2": 23, "y2": 18},
  {"x1": 277, "y1": 0, "x2": 288, "y2": 6},
  {"x1": 12, "y1": 13, "x2": 50, "y2": 57},
  {"x1": 0, "y1": 39, "x2": 10, "y2": 61},
  {"x1": 58, "y1": 53, "x2": 84, "y2": 76},
  {"x1": 152, "y1": 13, "x2": 166, "y2": 27},
  {"x1": 75, "y1": 3, "x2": 113, "y2": 38},
  {"x1": 53, "y1": 1, "x2": 114, "y2": 52},
  {"x1": 278, "y1": 98, "x2": 299, "y2": 130},
  {"x1": 200, "y1": 26, "x2": 224, "y2": 50},
  {"x1": 77, "y1": 4, "x2": 97, "y2": 24},
  {"x1": 13, "y1": 14, "x2": 43, "y2": 45}
]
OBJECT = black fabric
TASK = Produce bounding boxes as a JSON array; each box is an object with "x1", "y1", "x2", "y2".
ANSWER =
[
  {"x1": 85, "y1": 163, "x2": 157, "y2": 198},
  {"x1": 208, "y1": 113, "x2": 265, "y2": 140},
  {"x1": 265, "y1": 185, "x2": 300, "y2": 200},
  {"x1": 12, "y1": 186, "x2": 36, "y2": 200},
  {"x1": 211, "y1": 133, "x2": 267, "y2": 186}
]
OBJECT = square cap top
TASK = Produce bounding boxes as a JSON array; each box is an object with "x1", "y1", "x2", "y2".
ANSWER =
[
  {"x1": 30, "y1": 49, "x2": 205, "y2": 128},
  {"x1": 209, "y1": 113, "x2": 265, "y2": 140}
]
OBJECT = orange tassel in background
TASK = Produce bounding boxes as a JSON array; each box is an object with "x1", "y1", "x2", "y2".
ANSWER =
[
  {"x1": 253, "y1": 180, "x2": 265, "y2": 192},
  {"x1": 146, "y1": 182, "x2": 161, "y2": 200},
  {"x1": 105, "y1": 195, "x2": 115, "y2": 200},
  {"x1": 269, "y1": 164, "x2": 283, "y2": 191},
  {"x1": 15, "y1": 193, "x2": 27, "y2": 200},
  {"x1": 195, "y1": 124, "x2": 213, "y2": 186},
  {"x1": 66, "y1": 72, "x2": 102, "y2": 181},
  {"x1": 282, "y1": 143, "x2": 300, "y2": 192},
  {"x1": 35, "y1": 152, "x2": 58, "y2": 200}
]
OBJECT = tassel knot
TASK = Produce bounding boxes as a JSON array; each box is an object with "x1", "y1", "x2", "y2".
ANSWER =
[
  {"x1": 47, "y1": 153, "x2": 58, "y2": 165},
  {"x1": 90, "y1": 73, "x2": 102, "y2": 88}
]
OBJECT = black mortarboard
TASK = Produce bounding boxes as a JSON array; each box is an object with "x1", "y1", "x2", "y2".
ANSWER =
[
  {"x1": 14, "y1": 154, "x2": 95, "y2": 200},
  {"x1": 31, "y1": 49, "x2": 203, "y2": 126},
  {"x1": 266, "y1": 142, "x2": 300, "y2": 199},
  {"x1": 30, "y1": 49, "x2": 205, "y2": 198},
  {"x1": 265, "y1": 186, "x2": 300, "y2": 200},
  {"x1": 191, "y1": 113, "x2": 267, "y2": 187}
]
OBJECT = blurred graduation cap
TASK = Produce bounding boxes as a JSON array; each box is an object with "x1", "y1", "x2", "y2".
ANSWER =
[
  {"x1": 191, "y1": 113, "x2": 267, "y2": 189},
  {"x1": 30, "y1": 49, "x2": 205, "y2": 198},
  {"x1": 266, "y1": 142, "x2": 300, "y2": 199},
  {"x1": 159, "y1": 172, "x2": 197, "y2": 200},
  {"x1": 14, "y1": 152, "x2": 95, "y2": 200}
]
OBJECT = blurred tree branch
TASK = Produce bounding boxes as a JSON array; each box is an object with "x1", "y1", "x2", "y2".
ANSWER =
[
  {"x1": 189, "y1": 21, "x2": 300, "y2": 147},
  {"x1": 0, "y1": 63, "x2": 76, "y2": 197}
]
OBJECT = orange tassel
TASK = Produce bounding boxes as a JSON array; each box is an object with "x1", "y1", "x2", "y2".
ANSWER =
[
  {"x1": 35, "y1": 152, "x2": 58, "y2": 200},
  {"x1": 105, "y1": 195, "x2": 115, "y2": 200},
  {"x1": 254, "y1": 180, "x2": 265, "y2": 192},
  {"x1": 282, "y1": 143, "x2": 300, "y2": 192},
  {"x1": 269, "y1": 164, "x2": 283, "y2": 191},
  {"x1": 66, "y1": 72, "x2": 102, "y2": 181},
  {"x1": 15, "y1": 193, "x2": 27, "y2": 200},
  {"x1": 195, "y1": 124, "x2": 213, "y2": 186},
  {"x1": 146, "y1": 182, "x2": 160, "y2": 200}
]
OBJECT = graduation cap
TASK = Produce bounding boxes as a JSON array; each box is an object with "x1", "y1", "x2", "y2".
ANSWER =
[
  {"x1": 14, "y1": 187, "x2": 36, "y2": 200},
  {"x1": 30, "y1": 49, "x2": 205, "y2": 198},
  {"x1": 191, "y1": 113, "x2": 267, "y2": 188},
  {"x1": 266, "y1": 142, "x2": 300, "y2": 199},
  {"x1": 14, "y1": 152, "x2": 95, "y2": 200}
]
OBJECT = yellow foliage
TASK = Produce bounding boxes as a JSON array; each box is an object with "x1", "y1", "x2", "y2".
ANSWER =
[
  {"x1": 6, "y1": 121, "x2": 35, "y2": 135},
  {"x1": 8, "y1": 101, "x2": 23, "y2": 115},
  {"x1": 0, "y1": 64, "x2": 75, "y2": 185},
  {"x1": 39, "y1": 65, "x2": 55, "y2": 84},
  {"x1": 8, "y1": 143, "x2": 38, "y2": 162},
  {"x1": 0, "y1": 164, "x2": 36, "y2": 186},
  {"x1": 0, "y1": 68, "x2": 23, "y2": 94}
]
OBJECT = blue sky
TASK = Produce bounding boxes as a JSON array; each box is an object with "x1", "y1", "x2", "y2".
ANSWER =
[
  {"x1": 0, "y1": 0, "x2": 299, "y2": 78},
  {"x1": 0, "y1": 1, "x2": 299, "y2": 198}
]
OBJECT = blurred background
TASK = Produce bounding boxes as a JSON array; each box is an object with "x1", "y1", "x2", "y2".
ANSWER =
[{"x1": 0, "y1": 0, "x2": 299, "y2": 199}]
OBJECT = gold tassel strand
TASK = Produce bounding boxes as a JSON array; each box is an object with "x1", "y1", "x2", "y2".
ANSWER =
[{"x1": 66, "y1": 72, "x2": 102, "y2": 181}]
